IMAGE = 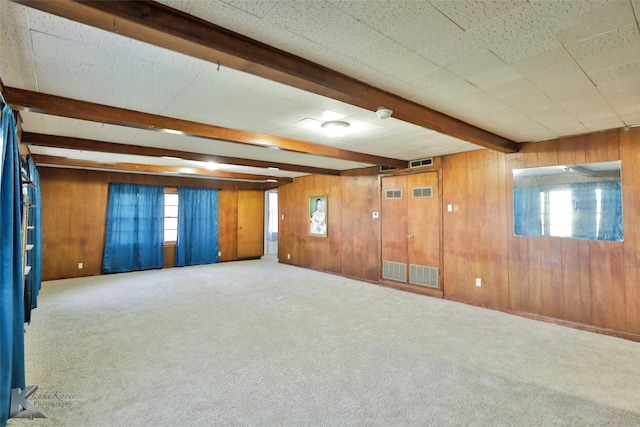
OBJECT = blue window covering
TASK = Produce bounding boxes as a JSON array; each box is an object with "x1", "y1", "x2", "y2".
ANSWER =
[
  {"x1": 175, "y1": 187, "x2": 219, "y2": 267},
  {"x1": 102, "y1": 183, "x2": 164, "y2": 273},
  {"x1": 1, "y1": 103, "x2": 26, "y2": 425},
  {"x1": 513, "y1": 184, "x2": 542, "y2": 236},
  {"x1": 24, "y1": 156, "x2": 42, "y2": 323},
  {"x1": 571, "y1": 182, "x2": 597, "y2": 240},
  {"x1": 597, "y1": 180, "x2": 623, "y2": 241}
]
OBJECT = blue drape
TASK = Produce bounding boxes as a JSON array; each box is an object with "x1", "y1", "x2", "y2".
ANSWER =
[
  {"x1": 175, "y1": 187, "x2": 219, "y2": 267},
  {"x1": 24, "y1": 156, "x2": 42, "y2": 323},
  {"x1": 513, "y1": 184, "x2": 542, "y2": 236},
  {"x1": 571, "y1": 182, "x2": 597, "y2": 240},
  {"x1": 1, "y1": 103, "x2": 26, "y2": 425},
  {"x1": 102, "y1": 183, "x2": 164, "y2": 273},
  {"x1": 597, "y1": 180, "x2": 623, "y2": 241}
]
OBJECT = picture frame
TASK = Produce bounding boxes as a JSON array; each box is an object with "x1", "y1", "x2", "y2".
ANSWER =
[{"x1": 309, "y1": 195, "x2": 327, "y2": 237}]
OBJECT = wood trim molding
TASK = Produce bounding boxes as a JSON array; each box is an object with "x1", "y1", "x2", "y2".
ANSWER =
[
  {"x1": 22, "y1": 132, "x2": 342, "y2": 176},
  {"x1": 13, "y1": 0, "x2": 518, "y2": 154},
  {"x1": 445, "y1": 296, "x2": 640, "y2": 343},
  {"x1": 5, "y1": 87, "x2": 407, "y2": 169}
]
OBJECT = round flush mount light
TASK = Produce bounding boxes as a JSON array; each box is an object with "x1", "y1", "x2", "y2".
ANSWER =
[
  {"x1": 376, "y1": 107, "x2": 393, "y2": 119},
  {"x1": 321, "y1": 120, "x2": 350, "y2": 137}
]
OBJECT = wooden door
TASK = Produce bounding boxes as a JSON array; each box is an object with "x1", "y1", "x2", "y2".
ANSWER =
[
  {"x1": 237, "y1": 190, "x2": 264, "y2": 258},
  {"x1": 381, "y1": 172, "x2": 441, "y2": 289}
]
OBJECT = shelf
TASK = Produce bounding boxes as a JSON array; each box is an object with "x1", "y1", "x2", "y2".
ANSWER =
[
  {"x1": 26, "y1": 244, "x2": 34, "y2": 252},
  {"x1": 27, "y1": 226, "x2": 35, "y2": 230},
  {"x1": 24, "y1": 265, "x2": 31, "y2": 276}
]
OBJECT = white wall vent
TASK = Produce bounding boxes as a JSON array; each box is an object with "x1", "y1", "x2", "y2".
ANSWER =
[
  {"x1": 410, "y1": 158, "x2": 434, "y2": 168},
  {"x1": 383, "y1": 261, "x2": 407, "y2": 283},
  {"x1": 385, "y1": 189, "x2": 403, "y2": 199},
  {"x1": 410, "y1": 264, "x2": 439, "y2": 288},
  {"x1": 412, "y1": 187, "x2": 433, "y2": 198}
]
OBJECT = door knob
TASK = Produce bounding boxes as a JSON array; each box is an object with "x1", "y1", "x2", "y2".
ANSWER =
[{"x1": 407, "y1": 234, "x2": 414, "y2": 239}]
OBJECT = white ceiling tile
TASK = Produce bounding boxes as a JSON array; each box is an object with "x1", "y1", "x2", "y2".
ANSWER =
[
  {"x1": 590, "y1": 62, "x2": 640, "y2": 87},
  {"x1": 509, "y1": 47, "x2": 575, "y2": 76},
  {"x1": 419, "y1": 32, "x2": 489, "y2": 67},
  {"x1": 0, "y1": 7, "x2": 37, "y2": 89},
  {"x1": 408, "y1": 68, "x2": 459, "y2": 92},
  {"x1": 263, "y1": 1, "x2": 383, "y2": 56},
  {"x1": 334, "y1": 0, "x2": 462, "y2": 50},
  {"x1": 566, "y1": 24, "x2": 640, "y2": 73},
  {"x1": 447, "y1": 53, "x2": 522, "y2": 90},
  {"x1": 489, "y1": 27, "x2": 563, "y2": 64},
  {"x1": 351, "y1": 37, "x2": 416, "y2": 72},
  {"x1": 29, "y1": 31, "x2": 94, "y2": 98},
  {"x1": 220, "y1": 0, "x2": 280, "y2": 18},
  {"x1": 530, "y1": 0, "x2": 635, "y2": 44},
  {"x1": 484, "y1": 78, "x2": 537, "y2": 98},
  {"x1": 430, "y1": 0, "x2": 527, "y2": 30}
]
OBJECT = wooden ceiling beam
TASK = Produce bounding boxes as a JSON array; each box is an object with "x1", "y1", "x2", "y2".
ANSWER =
[
  {"x1": 5, "y1": 87, "x2": 407, "y2": 169},
  {"x1": 31, "y1": 154, "x2": 293, "y2": 183},
  {"x1": 12, "y1": 0, "x2": 518, "y2": 153},
  {"x1": 22, "y1": 132, "x2": 341, "y2": 176}
]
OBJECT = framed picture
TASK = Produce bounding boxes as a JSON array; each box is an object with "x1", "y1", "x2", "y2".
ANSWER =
[{"x1": 309, "y1": 195, "x2": 327, "y2": 237}]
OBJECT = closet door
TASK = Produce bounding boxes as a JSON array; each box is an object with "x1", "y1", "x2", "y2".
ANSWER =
[
  {"x1": 381, "y1": 175, "x2": 409, "y2": 282},
  {"x1": 381, "y1": 172, "x2": 440, "y2": 290},
  {"x1": 237, "y1": 190, "x2": 264, "y2": 258}
]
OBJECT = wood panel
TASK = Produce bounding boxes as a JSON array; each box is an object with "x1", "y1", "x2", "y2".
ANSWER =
[
  {"x1": 443, "y1": 129, "x2": 640, "y2": 339},
  {"x1": 278, "y1": 127, "x2": 640, "y2": 340},
  {"x1": 237, "y1": 190, "x2": 264, "y2": 259},
  {"x1": 340, "y1": 168, "x2": 379, "y2": 281},
  {"x1": 218, "y1": 190, "x2": 238, "y2": 261},
  {"x1": 39, "y1": 167, "x2": 259, "y2": 280},
  {"x1": 380, "y1": 175, "x2": 408, "y2": 266}
]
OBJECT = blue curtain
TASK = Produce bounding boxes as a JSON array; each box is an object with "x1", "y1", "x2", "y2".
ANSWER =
[
  {"x1": 513, "y1": 184, "x2": 542, "y2": 236},
  {"x1": 1, "y1": 103, "x2": 26, "y2": 425},
  {"x1": 571, "y1": 182, "x2": 597, "y2": 240},
  {"x1": 102, "y1": 183, "x2": 164, "y2": 273},
  {"x1": 23, "y1": 156, "x2": 42, "y2": 324},
  {"x1": 175, "y1": 187, "x2": 219, "y2": 267},
  {"x1": 597, "y1": 180, "x2": 623, "y2": 241}
]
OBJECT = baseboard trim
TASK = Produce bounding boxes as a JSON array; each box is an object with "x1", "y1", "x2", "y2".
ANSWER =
[
  {"x1": 377, "y1": 279, "x2": 444, "y2": 298},
  {"x1": 444, "y1": 296, "x2": 640, "y2": 343}
]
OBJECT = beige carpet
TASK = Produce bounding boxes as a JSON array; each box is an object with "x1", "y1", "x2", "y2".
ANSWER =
[{"x1": 9, "y1": 257, "x2": 640, "y2": 426}]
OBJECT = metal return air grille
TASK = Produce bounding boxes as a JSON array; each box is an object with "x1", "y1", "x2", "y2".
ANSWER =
[
  {"x1": 382, "y1": 261, "x2": 407, "y2": 283},
  {"x1": 410, "y1": 264, "x2": 439, "y2": 288}
]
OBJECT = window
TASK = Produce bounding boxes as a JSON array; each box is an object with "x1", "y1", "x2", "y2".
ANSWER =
[
  {"x1": 513, "y1": 161, "x2": 623, "y2": 242},
  {"x1": 164, "y1": 190, "x2": 178, "y2": 242}
]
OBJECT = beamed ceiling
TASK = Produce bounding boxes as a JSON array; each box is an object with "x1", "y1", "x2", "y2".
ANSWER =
[{"x1": 1, "y1": 0, "x2": 639, "y2": 186}]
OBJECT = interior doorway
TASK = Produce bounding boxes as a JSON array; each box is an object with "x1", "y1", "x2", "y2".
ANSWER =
[{"x1": 264, "y1": 190, "x2": 278, "y2": 256}]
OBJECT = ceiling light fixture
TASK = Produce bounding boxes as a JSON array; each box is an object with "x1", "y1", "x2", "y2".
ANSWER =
[
  {"x1": 321, "y1": 120, "x2": 350, "y2": 137},
  {"x1": 376, "y1": 107, "x2": 393, "y2": 119}
]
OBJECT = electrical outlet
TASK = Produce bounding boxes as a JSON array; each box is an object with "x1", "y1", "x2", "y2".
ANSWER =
[
  {"x1": 78, "y1": 262, "x2": 83, "y2": 269},
  {"x1": 475, "y1": 278, "x2": 482, "y2": 287},
  {"x1": 287, "y1": 253, "x2": 291, "y2": 260},
  {"x1": 218, "y1": 251, "x2": 221, "y2": 257}
]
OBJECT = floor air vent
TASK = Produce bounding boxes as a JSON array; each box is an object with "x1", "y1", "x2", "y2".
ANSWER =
[
  {"x1": 383, "y1": 261, "x2": 407, "y2": 283},
  {"x1": 410, "y1": 264, "x2": 439, "y2": 288}
]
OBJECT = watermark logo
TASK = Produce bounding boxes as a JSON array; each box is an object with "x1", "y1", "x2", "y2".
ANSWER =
[{"x1": 10, "y1": 385, "x2": 47, "y2": 419}]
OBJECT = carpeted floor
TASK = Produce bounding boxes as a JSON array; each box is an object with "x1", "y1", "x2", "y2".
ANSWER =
[{"x1": 9, "y1": 257, "x2": 640, "y2": 426}]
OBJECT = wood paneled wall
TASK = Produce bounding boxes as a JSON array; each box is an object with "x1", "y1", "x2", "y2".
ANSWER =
[
  {"x1": 278, "y1": 167, "x2": 380, "y2": 281},
  {"x1": 442, "y1": 128, "x2": 640, "y2": 338},
  {"x1": 39, "y1": 167, "x2": 264, "y2": 280},
  {"x1": 278, "y1": 128, "x2": 640, "y2": 339}
]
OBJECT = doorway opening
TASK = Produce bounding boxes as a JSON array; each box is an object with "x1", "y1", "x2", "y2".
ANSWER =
[{"x1": 264, "y1": 190, "x2": 278, "y2": 256}]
